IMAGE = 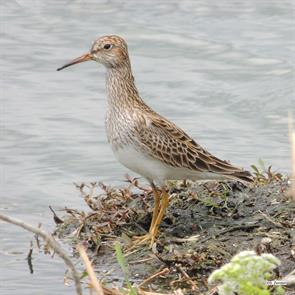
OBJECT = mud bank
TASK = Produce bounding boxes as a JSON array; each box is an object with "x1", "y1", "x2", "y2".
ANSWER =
[{"x1": 54, "y1": 174, "x2": 294, "y2": 294}]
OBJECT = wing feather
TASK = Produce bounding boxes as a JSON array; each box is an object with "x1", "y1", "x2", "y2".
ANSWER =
[{"x1": 135, "y1": 113, "x2": 252, "y2": 182}]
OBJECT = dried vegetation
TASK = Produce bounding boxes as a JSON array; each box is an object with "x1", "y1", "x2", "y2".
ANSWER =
[{"x1": 53, "y1": 166, "x2": 295, "y2": 295}]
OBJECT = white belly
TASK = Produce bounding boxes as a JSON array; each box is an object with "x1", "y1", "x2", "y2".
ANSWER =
[{"x1": 113, "y1": 145, "x2": 226, "y2": 185}]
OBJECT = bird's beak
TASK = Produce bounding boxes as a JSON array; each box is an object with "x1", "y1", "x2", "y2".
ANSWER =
[{"x1": 57, "y1": 53, "x2": 93, "y2": 71}]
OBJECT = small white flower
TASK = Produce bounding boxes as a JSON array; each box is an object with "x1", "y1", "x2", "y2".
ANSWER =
[{"x1": 208, "y1": 250, "x2": 283, "y2": 295}]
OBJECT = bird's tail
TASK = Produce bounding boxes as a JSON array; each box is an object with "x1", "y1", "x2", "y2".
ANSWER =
[{"x1": 229, "y1": 169, "x2": 254, "y2": 183}]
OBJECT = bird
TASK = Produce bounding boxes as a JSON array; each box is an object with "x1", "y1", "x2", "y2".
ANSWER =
[{"x1": 57, "y1": 35, "x2": 253, "y2": 247}]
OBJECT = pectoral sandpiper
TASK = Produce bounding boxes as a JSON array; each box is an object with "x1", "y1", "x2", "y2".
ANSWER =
[{"x1": 57, "y1": 35, "x2": 252, "y2": 247}]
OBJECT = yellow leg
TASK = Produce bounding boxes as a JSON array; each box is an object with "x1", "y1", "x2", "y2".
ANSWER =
[
  {"x1": 150, "y1": 183, "x2": 160, "y2": 229},
  {"x1": 131, "y1": 185, "x2": 160, "y2": 245},
  {"x1": 128, "y1": 187, "x2": 169, "y2": 250},
  {"x1": 149, "y1": 190, "x2": 169, "y2": 244}
]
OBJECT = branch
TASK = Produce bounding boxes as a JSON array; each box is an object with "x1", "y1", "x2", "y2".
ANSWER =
[
  {"x1": 0, "y1": 213, "x2": 83, "y2": 295},
  {"x1": 288, "y1": 111, "x2": 295, "y2": 200},
  {"x1": 77, "y1": 245, "x2": 105, "y2": 295},
  {"x1": 283, "y1": 275, "x2": 295, "y2": 286}
]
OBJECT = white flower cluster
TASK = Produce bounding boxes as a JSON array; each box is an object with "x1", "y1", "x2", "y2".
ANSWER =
[{"x1": 208, "y1": 250, "x2": 283, "y2": 295}]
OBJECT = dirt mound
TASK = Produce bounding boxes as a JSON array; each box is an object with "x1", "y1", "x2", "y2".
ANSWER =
[{"x1": 54, "y1": 175, "x2": 294, "y2": 294}]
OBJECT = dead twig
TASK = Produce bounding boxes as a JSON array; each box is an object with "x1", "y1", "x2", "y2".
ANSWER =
[
  {"x1": 258, "y1": 210, "x2": 285, "y2": 229},
  {"x1": 175, "y1": 264, "x2": 198, "y2": 291},
  {"x1": 26, "y1": 241, "x2": 34, "y2": 274},
  {"x1": 124, "y1": 174, "x2": 151, "y2": 193},
  {"x1": 129, "y1": 256, "x2": 154, "y2": 264},
  {"x1": 288, "y1": 111, "x2": 295, "y2": 200},
  {"x1": 138, "y1": 290, "x2": 183, "y2": 295},
  {"x1": 208, "y1": 287, "x2": 219, "y2": 295},
  {"x1": 77, "y1": 245, "x2": 105, "y2": 295},
  {"x1": 197, "y1": 222, "x2": 260, "y2": 244},
  {"x1": 168, "y1": 235, "x2": 199, "y2": 243},
  {"x1": 283, "y1": 275, "x2": 295, "y2": 286},
  {"x1": 49, "y1": 206, "x2": 64, "y2": 224},
  {"x1": 0, "y1": 213, "x2": 83, "y2": 295},
  {"x1": 139, "y1": 267, "x2": 170, "y2": 288}
]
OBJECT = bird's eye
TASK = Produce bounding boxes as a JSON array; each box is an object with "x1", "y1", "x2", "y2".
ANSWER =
[{"x1": 104, "y1": 44, "x2": 112, "y2": 50}]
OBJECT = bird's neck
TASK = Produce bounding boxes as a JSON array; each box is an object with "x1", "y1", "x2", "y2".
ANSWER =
[{"x1": 105, "y1": 60, "x2": 143, "y2": 110}]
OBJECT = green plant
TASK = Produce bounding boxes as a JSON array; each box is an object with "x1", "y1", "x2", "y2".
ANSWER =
[
  {"x1": 208, "y1": 250, "x2": 284, "y2": 295},
  {"x1": 251, "y1": 159, "x2": 282, "y2": 184},
  {"x1": 114, "y1": 242, "x2": 137, "y2": 295}
]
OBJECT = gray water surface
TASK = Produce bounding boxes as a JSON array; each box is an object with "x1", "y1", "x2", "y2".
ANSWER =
[{"x1": 1, "y1": 1, "x2": 294, "y2": 294}]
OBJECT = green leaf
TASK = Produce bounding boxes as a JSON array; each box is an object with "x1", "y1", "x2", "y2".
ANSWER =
[
  {"x1": 114, "y1": 242, "x2": 137, "y2": 295},
  {"x1": 114, "y1": 242, "x2": 128, "y2": 275},
  {"x1": 258, "y1": 158, "x2": 266, "y2": 171}
]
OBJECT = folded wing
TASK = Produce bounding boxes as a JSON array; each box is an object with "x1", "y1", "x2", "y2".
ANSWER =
[{"x1": 135, "y1": 113, "x2": 253, "y2": 183}]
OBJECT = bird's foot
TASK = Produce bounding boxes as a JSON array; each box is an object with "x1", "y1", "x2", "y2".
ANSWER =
[
  {"x1": 125, "y1": 189, "x2": 169, "y2": 253},
  {"x1": 126, "y1": 229, "x2": 158, "y2": 252}
]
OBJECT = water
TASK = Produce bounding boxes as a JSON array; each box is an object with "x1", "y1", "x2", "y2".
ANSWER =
[{"x1": 1, "y1": 0, "x2": 294, "y2": 294}]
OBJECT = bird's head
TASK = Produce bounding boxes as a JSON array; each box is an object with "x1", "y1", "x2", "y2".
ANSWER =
[{"x1": 57, "y1": 35, "x2": 129, "y2": 71}]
